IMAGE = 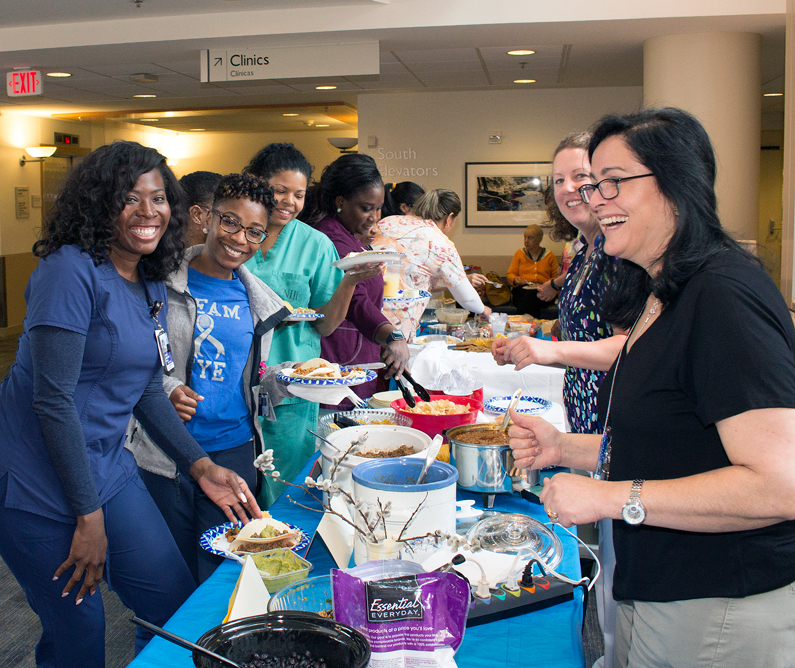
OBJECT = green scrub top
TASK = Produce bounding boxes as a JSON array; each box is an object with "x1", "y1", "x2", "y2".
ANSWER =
[{"x1": 245, "y1": 218, "x2": 343, "y2": 370}]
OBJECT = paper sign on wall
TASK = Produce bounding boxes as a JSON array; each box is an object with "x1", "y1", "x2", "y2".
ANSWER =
[{"x1": 15, "y1": 187, "x2": 30, "y2": 219}]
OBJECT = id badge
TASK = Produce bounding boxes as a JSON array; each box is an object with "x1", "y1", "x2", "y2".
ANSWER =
[
  {"x1": 258, "y1": 387, "x2": 275, "y2": 420},
  {"x1": 155, "y1": 327, "x2": 175, "y2": 372}
]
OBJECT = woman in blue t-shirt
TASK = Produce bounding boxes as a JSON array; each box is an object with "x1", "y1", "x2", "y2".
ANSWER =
[
  {"x1": 128, "y1": 173, "x2": 295, "y2": 582},
  {"x1": 0, "y1": 142, "x2": 262, "y2": 666}
]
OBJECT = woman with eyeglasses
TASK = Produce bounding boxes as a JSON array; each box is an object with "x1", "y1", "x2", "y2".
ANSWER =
[
  {"x1": 509, "y1": 108, "x2": 795, "y2": 666},
  {"x1": 128, "y1": 173, "x2": 295, "y2": 583}
]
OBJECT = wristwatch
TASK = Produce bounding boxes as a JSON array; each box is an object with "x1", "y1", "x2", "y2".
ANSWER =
[
  {"x1": 385, "y1": 330, "x2": 405, "y2": 344},
  {"x1": 621, "y1": 479, "x2": 646, "y2": 525}
]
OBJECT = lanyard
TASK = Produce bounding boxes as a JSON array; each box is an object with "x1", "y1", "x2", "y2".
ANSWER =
[{"x1": 137, "y1": 265, "x2": 174, "y2": 371}]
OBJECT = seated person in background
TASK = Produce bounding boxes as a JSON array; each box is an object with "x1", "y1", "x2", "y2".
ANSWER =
[
  {"x1": 180, "y1": 170, "x2": 222, "y2": 247},
  {"x1": 507, "y1": 224, "x2": 559, "y2": 317}
]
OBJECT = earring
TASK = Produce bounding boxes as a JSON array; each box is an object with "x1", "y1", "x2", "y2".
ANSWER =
[
  {"x1": 202, "y1": 227, "x2": 208, "y2": 234},
  {"x1": 337, "y1": 208, "x2": 342, "y2": 213},
  {"x1": 673, "y1": 205, "x2": 679, "y2": 217}
]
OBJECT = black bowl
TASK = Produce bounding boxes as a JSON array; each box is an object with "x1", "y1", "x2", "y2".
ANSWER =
[{"x1": 193, "y1": 612, "x2": 370, "y2": 668}]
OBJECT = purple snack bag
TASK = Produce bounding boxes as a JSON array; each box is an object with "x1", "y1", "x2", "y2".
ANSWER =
[{"x1": 332, "y1": 569, "x2": 470, "y2": 667}]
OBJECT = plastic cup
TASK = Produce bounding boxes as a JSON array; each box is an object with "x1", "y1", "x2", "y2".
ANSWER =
[{"x1": 383, "y1": 265, "x2": 400, "y2": 298}]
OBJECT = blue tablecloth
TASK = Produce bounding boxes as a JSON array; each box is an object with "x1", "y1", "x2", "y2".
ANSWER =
[{"x1": 130, "y1": 456, "x2": 585, "y2": 668}]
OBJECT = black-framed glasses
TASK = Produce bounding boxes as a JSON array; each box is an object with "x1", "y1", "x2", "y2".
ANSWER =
[
  {"x1": 578, "y1": 174, "x2": 655, "y2": 203},
  {"x1": 213, "y1": 210, "x2": 269, "y2": 244}
]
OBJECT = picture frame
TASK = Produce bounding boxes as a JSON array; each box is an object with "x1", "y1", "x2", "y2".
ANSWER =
[{"x1": 464, "y1": 161, "x2": 552, "y2": 228}]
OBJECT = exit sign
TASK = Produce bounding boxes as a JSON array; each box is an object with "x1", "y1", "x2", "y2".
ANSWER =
[{"x1": 7, "y1": 70, "x2": 42, "y2": 97}]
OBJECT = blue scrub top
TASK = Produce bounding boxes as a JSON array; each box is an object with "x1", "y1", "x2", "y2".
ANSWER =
[{"x1": 0, "y1": 245, "x2": 167, "y2": 523}]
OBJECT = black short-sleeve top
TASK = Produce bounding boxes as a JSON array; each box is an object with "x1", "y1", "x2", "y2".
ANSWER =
[{"x1": 598, "y1": 250, "x2": 795, "y2": 602}]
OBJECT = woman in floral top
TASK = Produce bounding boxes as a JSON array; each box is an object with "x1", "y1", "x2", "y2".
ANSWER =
[{"x1": 372, "y1": 189, "x2": 490, "y2": 340}]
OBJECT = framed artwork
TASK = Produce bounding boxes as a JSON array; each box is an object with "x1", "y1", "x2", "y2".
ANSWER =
[{"x1": 464, "y1": 161, "x2": 552, "y2": 228}]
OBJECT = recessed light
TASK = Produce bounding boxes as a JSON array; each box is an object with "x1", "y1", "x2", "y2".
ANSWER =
[
  {"x1": 315, "y1": 124, "x2": 330, "y2": 128},
  {"x1": 189, "y1": 128, "x2": 206, "y2": 132},
  {"x1": 316, "y1": 85, "x2": 337, "y2": 90},
  {"x1": 514, "y1": 79, "x2": 536, "y2": 84},
  {"x1": 507, "y1": 50, "x2": 536, "y2": 56},
  {"x1": 133, "y1": 94, "x2": 157, "y2": 98},
  {"x1": 283, "y1": 113, "x2": 299, "y2": 116},
  {"x1": 764, "y1": 92, "x2": 783, "y2": 97},
  {"x1": 46, "y1": 72, "x2": 72, "y2": 78}
]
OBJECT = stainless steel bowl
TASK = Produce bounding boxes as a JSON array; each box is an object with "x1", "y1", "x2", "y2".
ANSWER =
[{"x1": 447, "y1": 424, "x2": 538, "y2": 496}]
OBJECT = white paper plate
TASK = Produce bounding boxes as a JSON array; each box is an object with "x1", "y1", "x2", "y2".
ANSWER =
[
  {"x1": 383, "y1": 289, "x2": 431, "y2": 303},
  {"x1": 332, "y1": 251, "x2": 405, "y2": 271},
  {"x1": 277, "y1": 367, "x2": 376, "y2": 387},
  {"x1": 283, "y1": 313, "x2": 324, "y2": 322},
  {"x1": 200, "y1": 521, "x2": 311, "y2": 560},
  {"x1": 484, "y1": 395, "x2": 553, "y2": 415}
]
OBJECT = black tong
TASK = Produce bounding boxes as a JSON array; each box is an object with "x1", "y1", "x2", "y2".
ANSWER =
[
  {"x1": 395, "y1": 376, "x2": 416, "y2": 408},
  {"x1": 402, "y1": 370, "x2": 431, "y2": 402}
]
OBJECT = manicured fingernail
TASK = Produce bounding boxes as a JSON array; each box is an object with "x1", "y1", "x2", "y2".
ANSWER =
[
  {"x1": 52, "y1": 576, "x2": 59, "y2": 581},
  {"x1": 62, "y1": 592, "x2": 69, "y2": 598},
  {"x1": 76, "y1": 598, "x2": 83, "y2": 605},
  {"x1": 239, "y1": 493, "x2": 247, "y2": 503}
]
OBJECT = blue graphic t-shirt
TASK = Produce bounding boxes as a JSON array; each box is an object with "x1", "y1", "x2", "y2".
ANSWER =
[{"x1": 186, "y1": 268, "x2": 255, "y2": 452}]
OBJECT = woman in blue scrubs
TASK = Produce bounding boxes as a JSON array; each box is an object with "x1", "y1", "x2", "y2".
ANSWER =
[{"x1": 0, "y1": 141, "x2": 261, "y2": 667}]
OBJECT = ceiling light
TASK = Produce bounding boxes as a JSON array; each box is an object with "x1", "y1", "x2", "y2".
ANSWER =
[
  {"x1": 328, "y1": 137, "x2": 358, "y2": 151},
  {"x1": 133, "y1": 94, "x2": 157, "y2": 98},
  {"x1": 189, "y1": 128, "x2": 206, "y2": 132},
  {"x1": 46, "y1": 72, "x2": 72, "y2": 78},
  {"x1": 514, "y1": 79, "x2": 536, "y2": 84},
  {"x1": 283, "y1": 113, "x2": 299, "y2": 116},
  {"x1": 764, "y1": 92, "x2": 783, "y2": 97},
  {"x1": 507, "y1": 50, "x2": 536, "y2": 56},
  {"x1": 316, "y1": 85, "x2": 337, "y2": 90},
  {"x1": 315, "y1": 124, "x2": 330, "y2": 128},
  {"x1": 139, "y1": 118, "x2": 159, "y2": 122}
]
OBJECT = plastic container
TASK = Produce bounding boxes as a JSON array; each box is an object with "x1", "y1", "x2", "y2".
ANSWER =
[
  {"x1": 193, "y1": 612, "x2": 370, "y2": 668},
  {"x1": 268, "y1": 575, "x2": 333, "y2": 615},
  {"x1": 391, "y1": 394, "x2": 478, "y2": 440},
  {"x1": 435, "y1": 307, "x2": 470, "y2": 324},
  {"x1": 251, "y1": 548, "x2": 312, "y2": 592},
  {"x1": 352, "y1": 458, "x2": 458, "y2": 565}
]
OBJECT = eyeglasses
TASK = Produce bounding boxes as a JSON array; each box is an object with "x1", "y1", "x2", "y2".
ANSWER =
[
  {"x1": 213, "y1": 210, "x2": 269, "y2": 244},
  {"x1": 578, "y1": 174, "x2": 655, "y2": 203}
]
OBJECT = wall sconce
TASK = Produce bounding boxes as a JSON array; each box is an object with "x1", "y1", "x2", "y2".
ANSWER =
[
  {"x1": 327, "y1": 137, "x2": 358, "y2": 153},
  {"x1": 20, "y1": 146, "x2": 57, "y2": 166}
]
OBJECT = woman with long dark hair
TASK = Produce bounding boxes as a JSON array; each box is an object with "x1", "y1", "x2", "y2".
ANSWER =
[
  {"x1": 242, "y1": 143, "x2": 381, "y2": 505},
  {"x1": 381, "y1": 181, "x2": 425, "y2": 218},
  {"x1": 303, "y1": 153, "x2": 409, "y2": 403},
  {"x1": 0, "y1": 142, "x2": 261, "y2": 665},
  {"x1": 509, "y1": 109, "x2": 795, "y2": 666}
]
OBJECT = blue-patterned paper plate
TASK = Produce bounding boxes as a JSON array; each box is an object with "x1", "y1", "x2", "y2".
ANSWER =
[
  {"x1": 283, "y1": 313, "x2": 324, "y2": 322},
  {"x1": 383, "y1": 289, "x2": 432, "y2": 303},
  {"x1": 277, "y1": 367, "x2": 377, "y2": 387},
  {"x1": 200, "y1": 521, "x2": 311, "y2": 560},
  {"x1": 484, "y1": 395, "x2": 553, "y2": 415}
]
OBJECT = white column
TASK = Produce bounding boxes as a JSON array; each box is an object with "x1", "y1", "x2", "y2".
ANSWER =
[{"x1": 643, "y1": 32, "x2": 762, "y2": 242}]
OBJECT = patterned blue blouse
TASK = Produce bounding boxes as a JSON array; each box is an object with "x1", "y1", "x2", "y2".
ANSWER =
[{"x1": 557, "y1": 235, "x2": 616, "y2": 434}]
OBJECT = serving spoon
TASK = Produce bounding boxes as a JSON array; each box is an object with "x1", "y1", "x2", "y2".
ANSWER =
[
  {"x1": 131, "y1": 616, "x2": 241, "y2": 668},
  {"x1": 416, "y1": 434, "x2": 444, "y2": 484},
  {"x1": 500, "y1": 389, "x2": 523, "y2": 434}
]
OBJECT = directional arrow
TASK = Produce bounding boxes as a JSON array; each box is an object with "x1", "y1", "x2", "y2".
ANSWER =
[{"x1": 214, "y1": 57, "x2": 223, "y2": 67}]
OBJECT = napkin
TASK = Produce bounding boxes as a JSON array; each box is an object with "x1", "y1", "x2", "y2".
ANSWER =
[
  {"x1": 316, "y1": 494, "x2": 355, "y2": 569},
  {"x1": 224, "y1": 555, "x2": 270, "y2": 622},
  {"x1": 422, "y1": 544, "x2": 524, "y2": 591},
  {"x1": 287, "y1": 384, "x2": 367, "y2": 408}
]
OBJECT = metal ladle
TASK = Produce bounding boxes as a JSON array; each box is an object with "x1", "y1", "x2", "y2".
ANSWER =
[{"x1": 131, "y1": 616, "x2": 241, "y2": 668}]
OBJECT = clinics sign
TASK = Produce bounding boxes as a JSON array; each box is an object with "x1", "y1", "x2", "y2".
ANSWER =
[{"x1": 200, "y1": 42, "x2": 379, "y2": 82}]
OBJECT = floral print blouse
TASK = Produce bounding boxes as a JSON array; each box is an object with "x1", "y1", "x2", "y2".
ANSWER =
[
  {"x1": 372, "y1": 215, "x2": 468, "y2": 341},
  {"x1": 558, "y1": 235, "x2": 617, "y2": 434}
]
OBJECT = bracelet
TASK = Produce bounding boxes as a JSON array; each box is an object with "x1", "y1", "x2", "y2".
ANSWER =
[{"x1": 551, "y1": 280, "x2": 561, "y2": 292}]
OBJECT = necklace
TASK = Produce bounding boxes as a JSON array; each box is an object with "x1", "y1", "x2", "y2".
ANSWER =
[
  {"x1": 594, "y1": 294, "x2": 661, "y2": 480},
  {"x1": 572, "y1": 237, "x2": 601, "y2": 296}
]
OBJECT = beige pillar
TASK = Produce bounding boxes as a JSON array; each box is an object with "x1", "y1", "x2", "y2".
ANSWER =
[
  {"x1": 644, "y1": 32, "x2": 761, "y2": 242},
  {"x1": 783, "y1": 1, "x2": 795, "y2": 306}
]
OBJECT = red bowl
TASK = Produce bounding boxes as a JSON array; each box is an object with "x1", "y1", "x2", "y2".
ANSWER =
[{"x1": 391, "y1": 394, "x2": 478, "y2": 440}]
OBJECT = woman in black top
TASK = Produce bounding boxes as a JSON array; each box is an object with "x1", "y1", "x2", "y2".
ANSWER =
[{"x1": 508, "y1": 108, "x2": 795, "y2": 667}]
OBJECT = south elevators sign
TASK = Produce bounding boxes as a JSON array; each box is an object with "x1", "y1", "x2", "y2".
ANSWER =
[{"x1": 200, "y1": 42, "x2": 379, "y2": 83}]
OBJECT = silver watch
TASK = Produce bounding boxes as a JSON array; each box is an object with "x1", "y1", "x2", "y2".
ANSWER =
[{"x1": 621, "y1": 479, "x2": 646, "y2": 525}]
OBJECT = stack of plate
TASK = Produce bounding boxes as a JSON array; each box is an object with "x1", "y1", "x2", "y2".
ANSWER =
[{"x1": 368, "y1": 390, "x2": 407, "y2": 408}]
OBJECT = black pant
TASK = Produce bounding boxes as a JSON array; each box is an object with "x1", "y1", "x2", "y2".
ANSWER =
[{"x1": 511, "y1": 286, "x2": 546, "y2": 318}]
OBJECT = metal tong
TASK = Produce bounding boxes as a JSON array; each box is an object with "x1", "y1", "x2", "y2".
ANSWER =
[
  {"x1": 395, "y1": 376, "x2": 416, "y2": 408},
  {"x1": 402, "y1": 370, "x2": 431, "y2": 402}
]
